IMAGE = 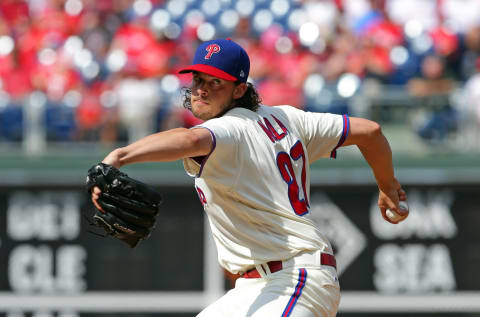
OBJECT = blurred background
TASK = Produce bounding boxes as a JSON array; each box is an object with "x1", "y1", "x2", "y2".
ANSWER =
[{"x1": 0, "y1": 0, "x2": 479, "y2": 316}]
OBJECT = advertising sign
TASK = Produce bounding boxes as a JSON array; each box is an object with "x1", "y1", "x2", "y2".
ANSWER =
[{"x1": 0, "y1": 185, "x2": 479, "y2": 316}]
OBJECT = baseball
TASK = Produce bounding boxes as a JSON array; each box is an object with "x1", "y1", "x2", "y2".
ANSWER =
[{"x1": 386, "y1": 201, "x2": 409, "y2": 222}]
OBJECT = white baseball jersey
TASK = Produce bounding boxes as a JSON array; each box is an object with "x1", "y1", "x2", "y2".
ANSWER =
[{"x1": 183, "y1": 105, "x2": 349, "y2": 274}]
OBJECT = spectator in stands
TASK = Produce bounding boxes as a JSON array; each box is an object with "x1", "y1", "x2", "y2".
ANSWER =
[
  {"x1": 349, "y1": 0, "x2": 404, "y2": 83},
  {"x1": 459, "y1": 57, "x2": 480, "y2": 150},
  {"x1": 461, "y1": 26, "x2": 480, "y2": 80},
  {"x1": 114, "y1": 72, "x2": 162, "y2": 143},
  {"x1": 323, "y1": 27, "x2": 359, "y2": 81},
  {"x1": 408, "y1": 55, "x2": 455, "y2": 97},
  {"x1": 407, "y1": 54, "x2": 457, "y2": 142}
]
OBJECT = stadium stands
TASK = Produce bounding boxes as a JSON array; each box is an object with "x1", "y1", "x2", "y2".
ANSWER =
[{"x1": 0, "y1": 0, "x2": 479, "y2": 152}]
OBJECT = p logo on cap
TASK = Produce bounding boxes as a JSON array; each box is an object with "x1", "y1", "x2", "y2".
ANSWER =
[
  {"x1": 205, "y1": 44, "x2": 221, "y2": 59},
  {"x1": 178, "y1": 38, "x2": 250, "y2": 83}
]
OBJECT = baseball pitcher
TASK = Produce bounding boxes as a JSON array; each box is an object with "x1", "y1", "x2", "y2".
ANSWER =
[{"x1": 90, "y1": 39, "x2": 408, "y2": 316}]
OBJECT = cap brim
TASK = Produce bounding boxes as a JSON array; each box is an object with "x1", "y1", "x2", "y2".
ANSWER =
[{"x1": 178, "y1": 64, "x2": 237, "y2": 81}]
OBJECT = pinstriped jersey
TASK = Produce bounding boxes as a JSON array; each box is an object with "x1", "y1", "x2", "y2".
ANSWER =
[{"x1": 183, "y1": 105, "x2": 349, "y2": 274}]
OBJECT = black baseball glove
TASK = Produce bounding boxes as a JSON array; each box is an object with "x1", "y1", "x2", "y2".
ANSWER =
[{"x1": 86, "y1": 163, "x2": 162, "y2": 248}]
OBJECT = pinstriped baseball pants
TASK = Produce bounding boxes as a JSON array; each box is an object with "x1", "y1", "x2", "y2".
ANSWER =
[{"x1": 196, "y1": 266, "x2": 340, "y2": 317}]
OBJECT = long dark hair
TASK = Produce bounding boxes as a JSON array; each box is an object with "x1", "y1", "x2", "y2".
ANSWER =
[{"x1": 182, "y1": 82, "x2": 262, "y2": 113}]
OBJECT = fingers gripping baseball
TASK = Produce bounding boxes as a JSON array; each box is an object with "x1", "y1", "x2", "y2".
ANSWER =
[{"x1": 378, "y1": 178, "x2": 409, "y2": 224}]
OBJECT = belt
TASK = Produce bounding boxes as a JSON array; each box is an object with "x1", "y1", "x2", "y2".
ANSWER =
[{"x1": 241, "y1": 252, "x2": 336, "y2": 279}]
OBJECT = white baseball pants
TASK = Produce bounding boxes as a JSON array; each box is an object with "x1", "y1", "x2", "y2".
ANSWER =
[{"x1": 197, "y1": 264, "x2": 340, "y2": 317}]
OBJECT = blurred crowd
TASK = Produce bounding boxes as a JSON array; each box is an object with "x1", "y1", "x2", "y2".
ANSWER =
[{"x1": 1, "y1": 0, "x2": 480, "y2": 146}]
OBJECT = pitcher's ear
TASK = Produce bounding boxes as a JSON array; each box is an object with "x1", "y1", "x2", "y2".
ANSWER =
[{"x1": 233, "y1": 82, "x2": 247, "y2": 99}]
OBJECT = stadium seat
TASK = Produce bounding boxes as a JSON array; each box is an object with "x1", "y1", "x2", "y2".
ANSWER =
[{"x1": 0, "y1": 103, "x2": 23, "y2": 142}]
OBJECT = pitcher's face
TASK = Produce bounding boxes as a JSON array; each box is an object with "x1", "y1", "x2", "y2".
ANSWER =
[{"x1": 190, "y1": 72, "x2": 246, "y2": 120}]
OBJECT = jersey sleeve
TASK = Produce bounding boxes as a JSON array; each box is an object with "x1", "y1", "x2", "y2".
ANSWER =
[
  {"x1": 183, "y1": 117, "x2": 239, "y2": 178},
  {"x1": 301, "y1": 111, "x2": 350, "y2": 162}
]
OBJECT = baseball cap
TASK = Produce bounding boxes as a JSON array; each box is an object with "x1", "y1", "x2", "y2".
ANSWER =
[{"x1": 178, "y1": 39, "x2": 250, "y2": 82}]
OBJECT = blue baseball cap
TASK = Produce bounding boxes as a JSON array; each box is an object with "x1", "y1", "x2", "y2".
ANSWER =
[{"x1": 179, "y1": 39, "x2": 250, "y2": 82}]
